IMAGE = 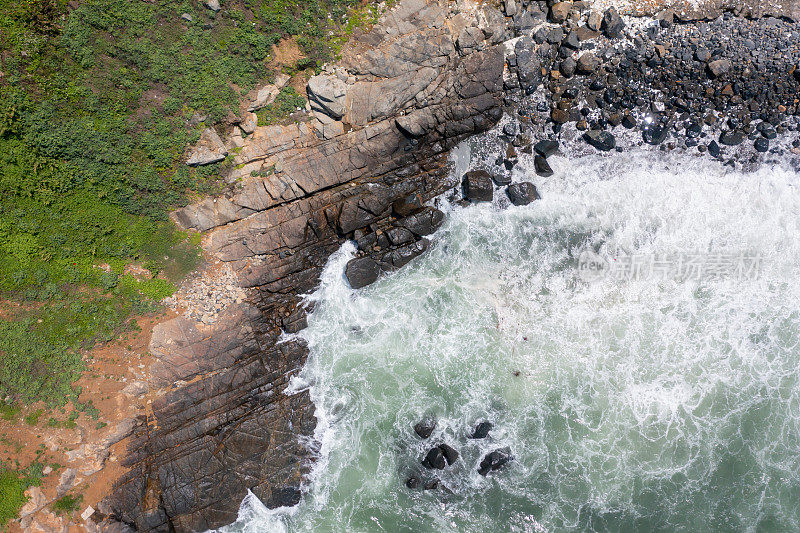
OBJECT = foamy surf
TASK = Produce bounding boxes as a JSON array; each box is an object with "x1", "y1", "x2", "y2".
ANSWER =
[{"x1": 225, "y1": 146, "x2": 800, "y2": 531}]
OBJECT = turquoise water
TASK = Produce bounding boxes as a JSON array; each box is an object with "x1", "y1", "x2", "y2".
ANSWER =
[{"x1": 225, "y1": 149, "x2": 800, "y2": 532}]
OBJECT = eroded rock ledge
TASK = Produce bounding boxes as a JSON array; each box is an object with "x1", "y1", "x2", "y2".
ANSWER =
[
  {"x1": 105, "y1": 1, "x2": 506, "y2": 530},
  {"x1": 104, "y1": 0, "x2": 800, "y2": 529}
]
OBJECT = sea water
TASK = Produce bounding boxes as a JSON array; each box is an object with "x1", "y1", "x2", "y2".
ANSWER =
[{"x1": 224, "y1": 146, "x2": 800, "y2": 532}]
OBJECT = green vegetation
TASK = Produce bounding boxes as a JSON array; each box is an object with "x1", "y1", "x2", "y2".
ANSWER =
[
  {"x1": 257, "y1": 87, "x2": 307, "y2": 126},
  {"x1": 0, "y1": 0, "x2": 375, "y2": 408},
  {"x1": 52, "y1": 493, "x2": 83, "y2": 515},
  {"x1": 0, "y1": 462, "x2": 44, "y2": 528}
]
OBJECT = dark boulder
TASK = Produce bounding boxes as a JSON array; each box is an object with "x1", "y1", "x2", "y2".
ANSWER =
[
  {"x1": 439, "y1": 444, "x2": 460, "y2": 465},
  {"x1": 583, "y1": 130, "x2": 616, "y2": 151},
  {"x1": 345, "y1": 257, "x2": 380, "y2": 289},
  {"x1": 414, "y1": 418, "x2": 436, "y2": 439},
  {"x1": 708, "y1": 140, "x2": 721, "y2": 157},
  {"x1": 622, "y1": 115, "x2": 636, "y2": 129},
  {"x1": 405, "y1": 476, "x2": 420, "y2": 489},
  {"x1": 506, "y1": 182, "x2": 540, "y2": 206},
  {"x1": 392, "y1": 194, "x2": 423, "y2": 217},
  {"x1": 754, "y1": 137, "x2": 769, "y2": 152},
  {"x1": 719, "y1": 130, "x2": 745, "y2": 146},
  {"x1": 576, "y1": 52, "x2": 600, "y2": 74},
  {"x1": 534, "y1": 139, "x2": 559, "y2": 158},
  {"x1": 601, "y1": 7, "x2": 624, "y2": 39},
  {"x1": 463, "y1": 170, "x2": 494, "y2": 202},
  {"x1": 643, "y1": 126, "x2": 668, "y2": 145},
  {"x1": 424, "y1": 479, "x2": 439, "y2": 490},
  {"x1": 478, "y1": 447, "x2": 513, "y2": 476},
  {"x1": 422, "y1": 447, "x2": 447, "y2": 470},
  {"x1": 470, "y1": 421, "x2": 494, "y2": 439},
  {"x1": 534, "y1": 155, "x2": 554, "y2": 177},
  {"x1": 397, "y1": 207, "x2": 445, "y2": 237},
  {"x1": 492, "y1": 172, "x2": 512, "y2": 186}
]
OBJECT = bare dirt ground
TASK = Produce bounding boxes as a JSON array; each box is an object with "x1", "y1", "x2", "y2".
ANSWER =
[{"x1": 1, "y1": 311, "x2": 173, "y2": 532}]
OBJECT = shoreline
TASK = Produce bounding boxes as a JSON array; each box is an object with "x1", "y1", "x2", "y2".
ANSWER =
[{"x1": 98, "y1": 0, "x2": 800, "y2": 530}]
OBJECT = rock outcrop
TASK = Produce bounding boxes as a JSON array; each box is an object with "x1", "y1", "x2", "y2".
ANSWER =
[{"x1": 105, "y1": 0, "x2": 506, "y2": 530}]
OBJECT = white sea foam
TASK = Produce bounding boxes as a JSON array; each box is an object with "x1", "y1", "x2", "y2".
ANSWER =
[{"x1": 228, "y1": 143, "x2": 800, "y2": 531}]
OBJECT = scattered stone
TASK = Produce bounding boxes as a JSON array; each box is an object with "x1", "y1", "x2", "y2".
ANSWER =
[
  {"x1": 439, "y1": 443, "x2": 459, "y2": 465},
  {"x1": 470, "y1": 421, "x2": 494, "y2": 439},
  {"x1": 583, "y1": 130, "x2": 616, "y2": 151},
  {"x1": 754, "y1": 137, "x2": 769, "y2": 152},
  {"x1": 81, "y1": 506, "x2": 96, "y2": 522},
  {"x1": 550, "y1": 2, "x2": 572, "y2": 23},
  {"x1": 601, "y1": 7, "x2": 624, "y2": 39},
  {"x1": 534, "y1": 139, "x2": 559, "y2": 158},
  {"x1": 719, "y1": 130, "x2": 745, "y2": 146},
  {"x1": 20, "y1": 487, "x2": 47, "y2": 518},
  {"x1": 586, "y1": 11, "x2": 602, "y2": 31},
  {"x1": 181, "y1": 13, "x2": 193, "y2": 22},
  {"x1": 345, "y1": 257, "x2": 380, "y2": 289},
  {"x1": 414, "y1": 418, "x2": 436, "y2": 439},
  {"x1": 534, "y1": 155, "x2": 554, "y2": 177},
  {"x1": 708, "y1": 140, "x2": 721, "y2": 157},
  {"x1": 643, "y1": 126, "x2": 668, "y2": 145},
  {"x1": 492, "y1": 173, "x2": 512, "y2": 186},
  {"x1": 205, "y1": 0, "x2": 220, "y2": 12},
  {"x1": 503, "y1": 0, "x2": 517, "y2": 17},
  {"x1": 560, "y1": 57, "x2": 576, "y2": 78},
  {"x1": 478, "y1": 447, "x2": 513, "y2": 476},
  {"x1": 707, "y1": 59, "x2": 731, "y2": 78},
  {"x1": 422, "y1": 447, "x2": 447, "y2": 470},
  {"x1": 576, "y1": 52, "x2": 600, "y2": 74},
  {"x1": 57, "y1": 468, "x2": 78, "y2": 497},
  {"x1": 622, "y1": 115, "x2": 636, "y2": 129},
  {"x1": 463, "y1": 170, "x2": 493, "y2": 202},
  {"x1": 506, "y1": 182, "x2": 540, "y2": 206}
]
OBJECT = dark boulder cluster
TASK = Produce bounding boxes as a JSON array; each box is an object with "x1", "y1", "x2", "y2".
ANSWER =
[
  {"x1": 502, "y1": 1, "x2": 800, "y2": 165},
  {"x1": 345, "y1": 203, "x2": 445, "y2": 289},
  {"x1": 462, "y1": 165, "x2": 540, "y2": 207},
  {"x1": 404, "y1": 417, "x2": 513, "y2": 491}
]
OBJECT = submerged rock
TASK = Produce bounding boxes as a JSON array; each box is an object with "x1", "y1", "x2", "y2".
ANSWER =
[
  {"x1": 422, "y1": 447, "x2": 447, "y2": 470},
  {"x1": 470, "y1": 421, "x2": 494, "y2": 439},
  {"x1": 463, "y1": 170, "x2": 494, "y2": 202},
  {"x1": 478, "y1": 447, "x2": 513, "y2": 476},
  {"x1": 534, "y1": 155, "x2": 554, "y2": 177},
  {"x1": 414, "y1": 418, "x2": 436, "y2": 439},
  {"x1": 534, "y1": 139, "x2": 559, "y2": 158},
  {"x1": 506, "y1": 182, "x2": 540, "y2": 206},
  {"x1": 439, "y1": 443, "x2": 460, "y2": 465},
  {"x1": 405, "y1": 476, "x2": 420, "y2": 489},
  {"x1": 583, "y1": 130, "x2": 616, "y2": 151}
]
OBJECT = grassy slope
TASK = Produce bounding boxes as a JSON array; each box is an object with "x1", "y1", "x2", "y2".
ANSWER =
[{"x1": 0, "y1": 0, "x2": 385, "y2": 525}]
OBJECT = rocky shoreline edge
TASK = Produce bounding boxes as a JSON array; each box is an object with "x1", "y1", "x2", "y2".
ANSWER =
[{"x1": 98, "y1": 0, "x2": 800, "y2": 530}]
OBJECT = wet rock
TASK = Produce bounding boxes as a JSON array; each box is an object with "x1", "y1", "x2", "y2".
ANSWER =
[
  {"x1": 719, "y1": 130, "x2": 745, "y2": 146},
  {"x1": 345, "y1": 257, "x2": 380, "y2": 289},
  {"x1": 397, "y1": 207, "x2": 445, "y2": 237},
  {"x1": 414, "y1": 418, "x2": 436, "y2": 439},
  {"x1": 470, "y1": 421, "x2": 494, "y2": 439},
  {"x1": 708, "y1": 140, "x2": 721, "y2": 157},
  {"x1": 478, "y1": 447, "x2": 513, "y2": 476},
  {"x1": 622, "y1": 115, "x2": 636, "y2": 129},
  {"x1": 708, "y1": 59, "x2": 731, "y2": 78},
  {"x1": 422, "y1": 447, "x2": 447, "y2": 470},
  {"x1": 492, "y1": 173, "x2": 512, "y2": 186},
  {"x1": 463, "y1": 170, "x2": 494, "y2": 202},
  {"x1": 643, "y1": 126, "x2": 668, "y2": 145},
  {"x1": 424, "y1": 479, "x2": 439, "y2": 490},
  {"x1": 754, "y1": 137, "x2": 770, "y2": 152},
  {"x1": 405, "y1": 476, "x2": 420, "y2": 489},
  {"x1": 439, "y1": 444, "x2": 460, "y2": 465},
  {"x1": 506, "y1": 182, "x2": 540, "y2": 206},
  {"x1": 760, "y1": 123, "x2": 777, "y2": 139},
  {"x1": 534, "y1": 139, "x2": 559, "y2": 158},
  {"x1": 583, "y1": 130, "x2": 616, "y2": 151},
  {"x1": 534, "y1": 155, "x2": 554, "y2": 177},
  {"x1": 601, "y1": 7, "x2": 624, "y2": 39}
]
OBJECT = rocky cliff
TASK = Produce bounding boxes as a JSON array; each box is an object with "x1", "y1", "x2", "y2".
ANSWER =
[
  {"x1": 105, "y1": 1, "x2": 507, "y2": 530},
  {"x1": 104, "y1": 0, "x2": 800, "y2": 529}
]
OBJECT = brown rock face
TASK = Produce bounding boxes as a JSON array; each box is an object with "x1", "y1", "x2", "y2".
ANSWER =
[{"x1": 105, "y1": 0, "x2": 507, "y2": 530}]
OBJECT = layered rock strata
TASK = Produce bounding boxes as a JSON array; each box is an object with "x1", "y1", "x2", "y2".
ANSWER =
[{"x1": 105, "y1": 0, "x2": 506, "y2": 530}]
